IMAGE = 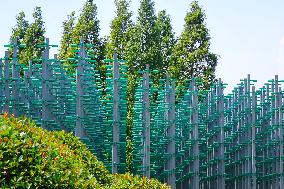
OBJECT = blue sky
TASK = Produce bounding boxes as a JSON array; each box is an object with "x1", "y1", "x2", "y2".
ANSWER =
[{"x1": 0, "y1": 0, "x2": 284, "y2": 92}]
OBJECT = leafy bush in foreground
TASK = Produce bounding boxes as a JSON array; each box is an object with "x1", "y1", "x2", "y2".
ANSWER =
[{"x1": 0, "y1": 115, "x2": 169, "y2": 189}]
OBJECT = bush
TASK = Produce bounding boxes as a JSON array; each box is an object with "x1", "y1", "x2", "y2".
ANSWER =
[
  {"x1": 0, "y1": 115, "x2": 169, "y2": 189},
  {"x1": 107, "y1": 173, "x2": 169, "y2": 189}
]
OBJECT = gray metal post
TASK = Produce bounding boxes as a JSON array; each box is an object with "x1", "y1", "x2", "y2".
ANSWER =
[
  {"x1": 166, "y1": 76, "x2": 176, "y2": 189},
  {"x1": 218, "y1": 79, "x2": 225, "y2": 189},
  {"x1": 28, "y1": 60, "x2": 36, "y2": 119},
  {"x1": 52, "y1": 54, "x2": 66, "y2": 131},
  {"x1": 143, "y1": 64, "x2": 150, "y2": 178},
  {"x1": 23, "y1": 66, "x2": 29, "y2": 117},
  {"x1": 11, "y1": 39, "x2": 20, "y2": 117},
  {"x1": 192, "y1": 78, "x2": 199, "y2": 189},
  {"x1": 4, "y1": 51, "x2": 10, "y2": 114},
  {"x1": 42, "y1": 38, "x2": 52, "y2": 130},
  {"x1": 279, "y1": 84, "x2": 284, "y2": 189},
  {"x1": 75, "y1": 38, "x2": 87, "y2": 138},
  {"x1": 246, "y1": 75, "x2": 252, "y2": 189},
  {"x1": 274, "y1": 75, "x2": 284, "y2": 189},
  {"x1": 55, "y1": 54, "x2": 65, "y2": 124},
  {"x1": 265, "y1": 83, "x2": 270, "y2": 189},
  {"x1": 112, "y1": 52, "x2": 120, "y2": 174},
  {"x1": 271, "y1": 77, "x2": 276, "y2": 189},
  {"x1": 251, "y1": 86, "x2": 256, "y2": 189},
  {"x1": 260, "y1": 86, "x2": 266, "y2": 189}
]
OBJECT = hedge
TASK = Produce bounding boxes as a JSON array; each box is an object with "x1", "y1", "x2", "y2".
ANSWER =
[{"x1": 0, "y1": 115, "x2": 169, "y2": 189}]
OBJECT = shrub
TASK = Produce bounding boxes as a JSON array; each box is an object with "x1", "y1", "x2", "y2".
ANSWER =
[
  {"x1": 107, "y1": 173, "x2": 169, "y2": 189},
  {"x1": 0, "y1": 115, "x2": 169, "y2": 189}
]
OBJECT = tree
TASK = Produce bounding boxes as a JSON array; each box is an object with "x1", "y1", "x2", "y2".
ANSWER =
[
  {"x1": 107, "y1": 0, "x2": 134, "y2": 172},
  {"x1": 21, "y1": 7, "x2": 46, "y2": 65},
  {"x1": 71, "y1": 0, "x2": 101, "y2": 62},
  {"x1": 64, "y1": 0, "x2": 108, "y2": 100},
  {"x1": 156, "y1": 10, "x2": 176, "y2": 76},
  {"x1": 9, "y1": 12, "x2": 29, "y2": 61},
  {"x1": 58, "y1": 0, "x2": 105, "y2": 76},
  {"x1": 107, "y1": 0, "x2": 133, "y2": 59},
  {"x1": 125, "y1": 0, "x2": 160, "y2": 72},
  {"x1": 170, "y1": 1, "x2": 218, "y2": 89},
  {"x1": 123, "y1": 0, "x2": 162, "y2": 173},
  {"x1": 58, "y1": 11, "x2": 76, "y2": 61}
]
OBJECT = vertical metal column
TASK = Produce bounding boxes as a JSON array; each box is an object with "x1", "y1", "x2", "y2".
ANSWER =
[
  {"x1": 275, "y1": 75, "x2": 284, "y2": 189},
  {"x1": 272, "y1": 76, "x2": 277, "y2": 189},
  {"x1": 42, "y1": 38, "x2": 52, "y2": 130},
  {"x1": 112, "y1": 52, "x2": 120, "y2": 174},
  {"x1": 265, "y1": 83, "x2": 270, "y2": 189},
  {"x1": 23, "y1": 66, "x2": 30, "y2": 117},
  {"x1": 192, "y1": 79, "x2": 200, "y2": 189},
  {"x1": 75, "y1": 39, "x2": 87, "y2": 138},
  {"x1": 246, "y1": 75, "x2": 251, "y2": 189},
  {"x1": 259, "y1": 86, "x2": 266, "y2": 189},
  {"x1": 166, "y1": 77, "x2": 176, "y2": 189},
  {"x1": 251, "y1": 86, "x2": 257, "y2": 189},
  {"x1": 218, "y1": 79, "x2": 225, "y2": 189},
  {"x1": 11, "y1": 39, "x2": 20, "y2": 117},
  {"x1": 56, "y1": 54, "x2": 67, "y2": 130},
  {"x1": 279, "y1": 84, "x2": 284, "y2": 189},
  {"x1": 271, "y1": 78, "x2": 276, "y2": 189},
  {"x1": 4, "y1": 51, "x2": 10, "y2": 114},
  {"x1": 28, "y1": 60, "x2": 37, "y2": 119},
  {"x1": 143, "y1": 64, "x2": 150, "y2": 178},
  {"x1": 52, "y1": 54, "x2": 66, "y2": 131}
]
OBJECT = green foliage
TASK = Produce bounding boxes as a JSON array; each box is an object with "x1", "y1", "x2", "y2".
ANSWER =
[
  {"x1": 125, "y1": 0, "x2": 160, "y2": 72},
  {"x1": 9, "y1": 12, "x2": 29, "y2": 59},
  {"x1": 10, "y1": 12, "x2": 29, "y2": 42},
  {"x1": 170, "y1": 0, "x2": 218, "y2": 89},
  {"x1": 72, "y1": 0, "x2": 99, "y2": 41},
  {"x1": 71, "y1": 0, "x2": 101, "y2": 62},
  {"x1": 0, "y1": 116, "x2": 169, "y2": 188},
  {"x1": 108, "y1": 173, "x2": 169, "y2": 189},
  {"x1": 0, "y1": 116, "x2": 102, "y2": 188},
  {"x1": 107, "y1": 0, "x2": 134, "y2": 173},
  {"x1": 7, "y1": 0, "x2": 218, "y2": 179},
  {"x1": 58, "y1": 0, "x2": 104, "y2": 71},
  {"x1": 156, "y1": 10, "x2": 176, "y2": 76},
  {"x1": 121, "y1": 1, "x2": 177, "y2": 172},
  {"x1": 59, "y1": 0, "x2": 107, "y2": 92},
  {"x1": 58, "y1": 11, "x2": 76, "y2": 63},
  {"x1": 107, "y1": 0, "x2": 133, "y2": 60},
  {"x1": 21, "y1": 7, "x2": 46, "y2": 65}
]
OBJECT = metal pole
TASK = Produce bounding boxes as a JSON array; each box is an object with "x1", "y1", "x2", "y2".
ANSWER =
[
  {"x1": 143, "y1": 64, "x2": 150, "y2": 178},
  {"x1": 275, "y1": 75, "x2": 284, "y2": 189},
  {"x1": 23, "y1": 66, "x2": 29, "y2": 117},
  {"x1": 251, "y1": 86, "x2": 257, "y2": 189},
  {"x1": 246, "y1": 75, "x2": 251, "y2": 189},
  {"x1": 75, "y1": 38, "x2": 87, "y2": 138},
  {"x1": 192, "y1": 78, "x2": 199, "y2": 189},
  {"x1": 28, "y1": 60, "x2": 36, "y2": 119},
  {"x1": 166, "y1": 76, "x2": 176, "y2": 189},
  {"x1": 42, "y1": 38, "x2": 51, "y2": 130},
  {"x1": 279, "y1": 84, "x2": 284, "y2": 189},
  {"x1": 218, "y1": 79, "x2": 225, "y2": 189},
  {"x1": 112, "y1": 52, "x2": 120, "y2": 174},
  {"x1": 4, "y1": 51, "x2": 10, "y2": 114},
  {"x1": 11, "y1": 39, "x2": 19, "y2": 117}
]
